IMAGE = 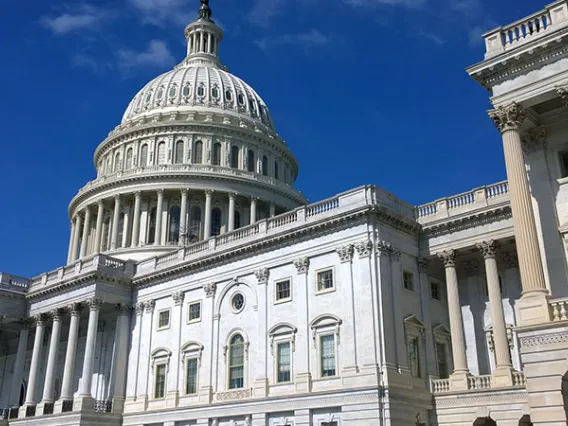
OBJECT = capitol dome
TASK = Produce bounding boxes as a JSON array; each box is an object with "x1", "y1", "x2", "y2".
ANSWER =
[{"x1": 66, "y1": 0, "x2": 306, "y2": 264}]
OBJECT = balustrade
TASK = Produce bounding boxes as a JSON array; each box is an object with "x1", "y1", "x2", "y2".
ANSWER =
[{"x1": 550, "y1": 298, "x2": 568, "y2": 321}]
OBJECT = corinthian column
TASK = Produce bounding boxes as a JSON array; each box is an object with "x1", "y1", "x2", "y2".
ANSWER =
[
  {"x1": 39, "y1": 310, "x2": 62, "y2": 413},
  {"x1": 20, "y1": 315, "x2": 45, "y2": 415},
  {"x1": 179, "y1": 189, "x2": 188, "y2": 245},
  {"x1": 228, "y1": 192, "x2": 236, "y2": 232},
  {"x1": 9, "y1": 321, "x2": 30, "y2": 407},
  {"x1": 70, "y1": 214, "x2": 83, "y2": 263},
  {"x1": 57, "y1": 303, "x2": 81, "y2": 411},
  {"x1": 154, "y1": 189, "x2": 164, "y2": 245},
  {"x1": 80, "y1": 208, "x2": 92, "y2": 258},
  {"x1": 489, "y1": 103, "x2": 550, "y2": 325},
  {"x1": 250, "y1": 197, "x2": 258, "y2": 224},
  {"x1": 131, "y1": 191, "x2": 142, "y2": 247},
  {"x1": 94, "y1": 200, "x2": 105, "y2": 253},
  {"x1": 204, "y1": 190, "x2": 213, "y2": 239},
  {"x1": 110, "y1": 195, "x2": 121, "y2": 250},
  {"x1": 438, "y1": 250, "x2": 469, "y2": 390}
]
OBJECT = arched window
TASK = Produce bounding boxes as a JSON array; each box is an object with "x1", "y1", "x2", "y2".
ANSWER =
[
  {"x1": 247, "y1": 150, "x2": 255, "y2": 172},
  {"x1": 194, "y1": 141, "x2": 203, "y2": 164},
  {"x1": 274, "y1": 161, "x2": 279, "y2": 179},
  {"x1": 113, "y1": 152, "x2": 121, "y2": 172},
  {"x1": 189, "y1": 206, "x2": 202, "y2": 241},
  {"x1": 230, "y1": 146, "x2": 239, "y2": 169},
  {"x1": 126, "y1": 148, "x2": 133, "y2": 169},
  {"x1": 211, "y1": 208, "x2": 221, "y2": 236},
  {"x1": 234, "y1": 211, "x2": 241, "y2": 230},
  {"x1": 212, "y1": 143, "x2": 221, "y2": 166},
  {"x1": 229, "y1": 334, "x2": 245, "y2": 389},
  {"x1": 175, "y1": 140, "x2": 184, "y2": 164},
  {"x1": 140, "y1": 144, "x2": 148, "y2": 167},
  {"x1": 148, "y1": 207, "x2": 157, "y2": 244},
  {"x1": 157, "y1": 141, "x2": 166, "y2": 165},
  {"x1": 262, "y1": 156, "x2": 268, "y2": 176},
  {"x1": 169, "y1": 206, "x2": 181, "y2": 244}
]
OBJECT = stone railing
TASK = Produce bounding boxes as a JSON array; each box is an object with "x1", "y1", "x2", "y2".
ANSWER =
[
  {"x1": 550, "y1": 297, "x2": 568, "y2": 321},
  {"x1": 483, "y1": 0, "x2": 568, "y2": 58},
  {"x1": 431, "y1": 372, "x2": 525, "y2": 394},
  {"x1": 0, "y1": 273, "x2": 30, "y2": 293},
  {"x1": 431, "y1": 378, "x2": 450, "y2": 393},
  {"x1": 468, "y1": 374, "x2": 493, "y2": 390},
  {"x1": 513, "y1": 371, "x2": 526, "y2": 387},
  {"x1": 415, "y1": 181, "x2": 509, "y2": 224},
  {"x1": 27, "y1": 254, "x2": 135, "y2": 294}
]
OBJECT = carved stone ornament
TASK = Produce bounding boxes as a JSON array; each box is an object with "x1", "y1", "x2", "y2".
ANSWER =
[
  {"x1": 355, "y1": 239, "x2": 373, "y2": 258},
  {"x1": 115, "y1": 303, "x2": 132, "y2": 314},
  {"x1": 145, "y1": 299, "x2": 156, "y2": 313},
  {"x1": 33, "y1": 314, "x2": 45, "y2": 326},
  {"x1": 336, "y1": 244, "x2": 354, "y2": 263},
  {"x1": 417, "y1": 258, "x2": 429, "y2": 273},
  {"x1": 50, "y1": 308, "x2": 62, "y2": 322},
  {"x1": 293, "y1": 257, "x2": 310, "y2": 274},
  {"x1": 255, "y1": 268, "x2": 269, "y2": 285},
  {"x1": 558, "y1": 86, "x2": 568, "y2": 106},
  {"x1": 86, "y1": 297, "x2": 103, "y2": 312},
  {"x1": 438, "y1": 250, "x2": 456, "y2": 268},
  {"x1": 215, "y1": 388, "x2": 251, "y2": 401},
  {"x1": 19, "y1": 317, "x2": 34, "y2": 329},
  {"x1": 172, "y1": 291, "x2": 185, "y2": 306},
  {"x1": 376, "y1": 240, "x2": 392, "y2": 257},
  {"x1": 390, "y1": 247, "x2": 401, "y2": 261},
  {"x1": 135, "y1": 302, "x2": 145, "y2": 315},
  {"x1": 477, "y1": 240, "x2": 498, "y2": 259},
  {"x1": 488, "y1": 103, "x2": 526, "y2": 133},
  {"x1": 522, "y1": 126, "x2": 547, "y2": 154},
  {"x1": 67, "y1": 303, "x2": 81, "y2": 316},
  {"x1": 203, "y1": 282, "x2": 217, "y2": 298}
]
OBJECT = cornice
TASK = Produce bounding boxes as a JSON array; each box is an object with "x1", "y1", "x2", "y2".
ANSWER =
[{"x1": 433, "y1": 388, "x2": 527, "y2": 407}]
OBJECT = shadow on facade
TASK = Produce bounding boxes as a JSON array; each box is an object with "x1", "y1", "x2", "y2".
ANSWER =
[
  {"x1": 562, "y1": 371, "x2": 568, "y2": 421},
  {"x1": 473, "y1": 418, "x2": 497, "y2": 426},
  {"x1": 518, "y1": 414, "x2": 533, "y2": 426}
]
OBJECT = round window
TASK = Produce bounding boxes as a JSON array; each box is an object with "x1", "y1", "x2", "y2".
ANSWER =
[{"x1": 232, "y1": 293, "x2": 245, "y2": 312}]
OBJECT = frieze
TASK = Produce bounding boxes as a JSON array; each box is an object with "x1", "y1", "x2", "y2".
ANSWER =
[
  {"x1": 434, "y1": 389, "x2": 527, "y2": 407},
  {"x1": 520, "y1": 331, "x2": 568, "y2": 348},
  {"x1": 215, "y1": 388, "x2": 252, "y2": 401},
  {"x1": 421, "y1": 206, "x2": 512, "y2": 237}
]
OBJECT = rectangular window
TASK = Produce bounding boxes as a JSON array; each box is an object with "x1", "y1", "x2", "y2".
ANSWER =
[
  {"x1": 322, "y1": 422, "x2": 338, "y2": 426},
  {"x1": 158, "y1": 310, "x2": 170, "y2": 329},
  {"x1": 317, "y1": 269, "x2": 334, "y2": 292},
  {"x1": 430, "y1": 280, "x2": 441, "y2": 300},
  {"x1": 403, "y1": 270, "x2": 414, "y2": 291},
  {"x1": 277, "y1": 342, "x2": 291, "y2": 383},
  {"x1": 320, "y1": 334, "x2": 336, "y2": 377},
  {"x1": 154, "y1": 364, "x2": 167, "y2": 399},
  {"x1": 188, "y1": 302, "x2": 201, "y2": 322},
  {"x1": 229, "y1": 343, "x2": 244, "y2": 389},
  {"x1": 185, "y1": 358, "x2": 198, "y2": 394},
  {"x1": 561, "y1": 151, "x2": 568, "y2": 178},
  {"x1": 408, "y1": 337, "x2": 421, "y2": 378},
  {"x1": 276, "y1": 279, "x2": 291, "y2": 301},
  {"x1": 436, "y1": 343, "x2": 449, "y2": 379}
]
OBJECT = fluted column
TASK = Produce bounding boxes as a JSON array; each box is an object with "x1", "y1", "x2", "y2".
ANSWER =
[
  {"x1": 250, "y1": 197, "x2": 258, "y2": 224},
  {"x1": 154, "y1": 189, "x2": 164, "y2": 245},
  {"x1": 23, "y1": 316, "x2": 45, "y2": 407},
  {"x1": 228, "y1": 192, "x2": 236, "y2": 232},
  {"x1": 9, "y1": 321, "x2": 30, "y2": 407},
  {"x1": 112, "y1": 304, "x2": 131, "y2": 413},
  {"x1": 204, "y1": 190, "x2": 213, "y2": 239},
  {"x1": 58, "y1": 304, "x2": 81, "y2": 403},
  {"x1": 41, "y1": 310, "x2": 62, "y2": 405},
  {"x1": 67, "y1": 221, "x2": 75, "y2": 264},
  {"x1": 477, "y1": 241, "x2": 513, "y2": 385},
  {"x1": 489, "y1": 104, "x2": 549, "y2": 324},
  {"x1": 94, "y1": 200, "x2": 104, "y2": 253},
  {"x1": 80, "y1": 208, "x2": 92, "y2": 258},
  {"x1": 70, "y1": 214, "x2": 83, "y2": 262},
  {"x1": 110, "y1": 195, "x2": 121, "y2": 250},
  {"x1": 131, "y1": 191, "x2": 142, "y2": 247},
  {"x1": 438, "y1": 250, "x2": 469, "y2": 389},
  {"x1": 179, "y1": 189, "x2": 188, "y2": 245}
]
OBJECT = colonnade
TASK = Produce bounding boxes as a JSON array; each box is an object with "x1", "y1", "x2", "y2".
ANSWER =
[
  {"x1": 13, "y1": 299, "x2": 130, "y2": 417},
  {"x1": 68, "y1": 190, "x2": 279, "y2": 264}
]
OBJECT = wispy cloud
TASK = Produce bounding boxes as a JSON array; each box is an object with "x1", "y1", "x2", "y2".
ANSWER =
[
  {"x1": 254, "y1": 29, "x2": 333, "y2": 52},
  {"x1": 451, "y1": 0, "x2": 482, "y2": 15},
  {"x1": 420, "y1": 31, "x2": 445, "y2": 46},
  {"x1": 128, "y1": 0, "x2": 192, "y2": 26},
  {"x1": 116, "y1": 40, "x2": 176, "y2": 74},
  {"x1": 344, "y1": 0, "x2": 427, "y2": 8},
  {"x1": 41, "y1": 4, "x2": 107, "y2": 35},
  {"x1": 248, "y1": 0, "x2": 288, "y2": 27}
]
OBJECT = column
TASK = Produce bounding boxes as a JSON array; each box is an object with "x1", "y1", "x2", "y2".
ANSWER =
[
  {"x1": 57, "y1": 303, "x2": 81, "y2": 410},
  {"x1": 70, "y1": 214, "x2": 83, "y2": 262},
  {"x1": 336, "y1": 245, "x2": 358, "y2": 374},
  {"x1": 38, "y1": 310, "x2": 62, "y2": 413},
  {"x1": 254, "y1": 269, "x2": 269, "y2": 397},
  {"x1": 489, "y1": 103, "x2": 549, "y2": 324},
  {"x1": 228, "y1": 192, "x2": 236, "y2": 232},
  {"x1": 79, "y1": 208, "x2": 92, "y2": 258},
  {"x1": 438, "y1": 250, "x2": 469, "y2": 390},
  {"x1": 293, "y1": 257, "x2": 311, "y2": 392},
  {"x1": 477, "y1": 241, "x2": 513, "y2": 386},
  {"x1": 154, "y1": 189, "x2": 164, "y2": 245},
  {"x1": 21, "y1": 315, "x2": 45, "y2": 412},
  {"x1": 67, "y1": 221, "x2": 75, "y2": 264},
  {"x1": 131, "y1": 192, "x2": 142, "y2": 247},
  {"x1": 112, "y1": 304, "x2": 131, "y2": 413},
  {"x1": 179, "y1": 189, "x2": 188, "y2": 245},
  {"x1": 74, "y1": 298, "x2": 102, "y2": 411},
  {"x1": 167, "y1": 293, "x2": 185, "y2": 406},
  {"x1": 204, "y1": 190, "x2": 213, "y2": 239},
  {"x1": 94, "y1": 200, "x2": 104, "y2": 253},
  {"x1": 199, "y1": 285, "x2": 215, "y2": 403},
  {"x1": 417, "y1": 258, "x2": 436, "y2": 379},
  {"x1": 110, "y1": 195, "x2": 121, "y2": 250},
  {"x1": 269, "y1": 202, "x2": 276, "y2": 218},
  {"x1": 250, "y1": 197, "x2": 258, "y2": 224},
  {"x1": 9, "y1": 322, "x2": 30, "y2": 407}
]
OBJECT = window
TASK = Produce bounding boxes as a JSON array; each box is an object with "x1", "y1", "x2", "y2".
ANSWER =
[
  {"x1": 229, "y1": 334, "x2": 245, "y2": 389},
  {"x1": 156, "y1": 86, "x2": 164, "y2": 101},
  {"x1": 147, "y1": 207, "x2": 157, "y2": 244},
  {"x1": 145, "y1": 90, "x2": 152, "y2": 105},
  {"x1": 211, "y1": 207, "x2": 222, "y2": 236},
  {"x1": 182, "y1": 83, "x2": 191, "y2": 98},
  {"x1": 320, "y1": 335, "x2": 336, "y2": 377},
  {"x1": 262, "y1": 155, "x2": 268, "y2": 176},
  {"x1": 436, "y1": 342, "x2": 449, "y2": 379},
  {"x1": 185, "y1": 358, "x2": 198, "y2": 394},
  {"x1": 317, "y1": 269, "x2": 334, "y2": 292},
  {"x1": 189, "y1": 206, "x2": 202, "y2": 241},
  {"x1": 433, "y1": 324, "x2": 451, "y2": 379},
  {"x1": 140, "y1": 144, "x2": 148, "y2": 167},
  {"x1": 561, "y1": 151, "x2": 568, "y2": 178},
  {"x1": 157, "y1": 141, "x2": 166, "y2": 165},
  {"x1": 211, "y1": 86, "x2": 220, "y2": 99},
  {"x1": 113, "y1": 152, "x2": 121, "y2": 172},
  {"x1": 276, "y1": 279, "x2": 291, "y2": 302},
  {"x1": 274, "y1": 161, "x2": 279, "y2": 179},
  {"x1": 230, "y1": 146, "x2": 239, "y2": 168},
  {"x1": 247, "y1": 149, "x2": 255, "y2": 172},
  {"x1": 154, "y1": 363, "x2": 167, "y2": 398},
  {"x1": 234, "y1": 211, "x2": 241, "y2": 229},
  {"x1": 237, "y1": 92, "x2": 245, "y2": 106},
  {"x1": 158, "y1": 310, "x2": 170, "y2": 329},
  {"x1": 232, "y1": 293, "x2": 245, "y2": 312},
  {"x1": 404, "y1": 315, "x2": 424, "y2": 379},
  {"x1": 225, "y1": 89, "x2": 233, "y2": 102},
  {"x1": 197, "y1": 84, "x2": 205, "y2": 98},
  {"x1": 126, "y1": 148, "x2": 133, "y2": 169},
  {"x1": 168, "y1": 84, "x2": 177, "y2": 99},
  {"x1": 175, "y1": 140, "x2": 184, "y2": 164},
  {"x1": 188, "y1": 301, "x2": 201, "y2": 323},
  {"x1": 403, "y1": 270, "x2": 414, "y2": 291},
  {"x1": 168, "y1": 206, "x2": 180, "y2": 244},
  {"x1": 212, "y1": 142, "x2": 221, "y2": 166},
  {"x1": 194, "y1": 141, "x2": 203, "y2": 164},
  {"x1": 277, "y1": 342, "x2": 291, "y2": 382},
  {"x1": 431, "y1": 280, "x2": 441, "y2": 300},
  {"x1": 408, "y1": 336, "x2": 421, "y2": 377},
  {"x1": 322, "y1": 423, "x2": 338, "y2": 426}
]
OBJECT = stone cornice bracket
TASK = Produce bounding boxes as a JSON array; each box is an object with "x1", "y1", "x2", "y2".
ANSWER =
[
  {"x1": 355, "y1": 239, "x2": 373, "y2": 258},
  {"x1": 135, "y1": 302, "x2": 145, "y2": 315},
  {"x1": 417, "y1": 258, "x2": 429, "y2": 273},
  {"x1": 488, "y1": 103, "x2": 526, "y2": 133},
  {"x1": 254, "y1": 268, "x2": 269, "y2": 285},
  {"x1": 558, "y1": 86, "x2": 568, "y2": 106},
  {"x1": 336, "y1": 244, "x2": 354, "y2": 263},
  {"x1": 437, "y1": 250, "x2": 456, "y2": 268},
  {"x1": 172, "y1": 291, "x2": 185, "y2": 306},
  {"x1": 521, "y1": 126, "x2": 547, "y2": 154},
  {"x1": 293, "y1": 257, "x2": 310, "y2": 274},
  {"x1": 203, "y1": 282, "x2": 217, "y2": 298},
  {"x1": 477, "y1": 240, "x2": 498, "y2": 259},
  {"x1": 86, "y1": 297, "x2": 103, "y2": 312},
  {"x1": 145, "y1": 299, "x2": 156, "y2": 313}
]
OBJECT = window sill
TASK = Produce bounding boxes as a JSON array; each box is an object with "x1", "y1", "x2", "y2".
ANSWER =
[
  {"x1": 187, "y1": 318, "x2": 201, "y2": 325},
  {"x1": 157, "y1": 326, "x2": 170, "y2": 331},
  {"x1": 316, "y1": 287, "x2": 336, "y2": 296},
  {"x1": 275, "y1": 297, "x2": 292, "y2": 305}
]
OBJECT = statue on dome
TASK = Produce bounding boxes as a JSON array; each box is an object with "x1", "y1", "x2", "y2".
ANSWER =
[{"x1": 198, "y1": 0, "x2": 212, "y2": 21}]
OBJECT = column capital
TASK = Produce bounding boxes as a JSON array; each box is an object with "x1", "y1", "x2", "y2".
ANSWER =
[
  {"x1": 205, "y1": 189, "x2": 214, "y2": 197},
  {"x1": 157, "y1": 189, "x2": 164, "y2": 196},
  {"x1": 250, "y1": 196, "x2": 259, "y2": 202},
  {"x1": 115, "y1": 303, "x2": 132, "y2": 314},
  {"x1": 488, "y1": 102, "x2": 525, "y2": 133},
  {"x1": 145, "y1": 299, "x2": 156, "y2": 313},
  {"x1": 135, "y1": 302, "x2": 145, "y2": 315},
  {"x1": 355, "y1": 239, "x2": 373, "y2": 258},
  {"x1": 50, "y1": 308, "x2": 63, "y2": 322},
  {"x1": 558, "y1": 86, "x2": 568, "y2": 106},
  {"x1": 255, "y1": 268, "x2": 269, "y2": 285},
  {"x1": 417, "y1": 258, "x2": 429, "y2": 273},
  {"x1": 86, "y1": 297, "x2": 103, "y2": 311},
  {"x1": 134, "y1": 191, "x2": 142, "y2": 199},
  {"x1": 19, "y1": 317, "x2": 34, "y2": 329},
  {"x1": 229, "y1": 191, "x2": 237, "y2": 199},
  {"x1": 113, "y1": 194, "x2": 121, "y2": 202},
  {"x1": 181, "y1": 188, "x2": 189, "y2": 196},
  {"x1": 97, "y1": 199, "x2": 104, "y2": 207},
  {"x1": 375, "y1": 240, "x2": 392, "y2": 257},
  {"x1": 203, "y1": 282, "x2": 217, "y2": 298},
  {"x1": 67, "y1": 303, "x2": 82, "y2": 316},
  {"x1": 172, "y1": 291, "x2": 185, "y2": 306},
  {"x1": 521, "y1": 126, "x2": 547, "y2": 154},
  {"x1": 336, "y1": 244, "x2": 354, "y2": 263},
  {"x1": 33, "y1": 314, "x2": 46, "y2": 326},
  {"x1": 438, "y1": 250, "x2": 456, "y2": 268},
  {"x1": 477, "y1": 240, "x2": 498, "y2": 259},
  {"x1": 293, "y1": 257, "x2": 310, "y2": 274}
]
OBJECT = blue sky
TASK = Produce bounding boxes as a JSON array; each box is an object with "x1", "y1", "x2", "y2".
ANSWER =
[{"x1": 0, "y1": 0, "x2": 542, "y2": 277}]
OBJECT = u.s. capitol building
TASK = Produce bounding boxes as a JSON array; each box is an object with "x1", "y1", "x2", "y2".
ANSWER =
[{"x1": 2, "y1": 1, "x2": 568, "y2": 425}]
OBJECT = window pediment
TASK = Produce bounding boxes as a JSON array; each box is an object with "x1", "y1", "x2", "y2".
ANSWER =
[
  {"x1": 151, "y1": 347, "x2": 172, "y2": 371},
  {"x1": 404, "y1": 315, "x2": 425, "y2": 337},
  {"x1": 310, "y1": 314, "x2": 342, "y2": 348},
  {"x1": 269, "y1": 323, "x2": 297, "y2": 355}
]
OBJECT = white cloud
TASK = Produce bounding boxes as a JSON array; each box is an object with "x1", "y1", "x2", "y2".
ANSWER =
[
  {"x1": 248, "y1": 0, "x2": 288, "y2": 27},
  {"x1": 451, "y1": 0, "x2": 482, "y2": 14},
  {"x1": 41, "y1": 5, "x2": 105, "y2": 35},
  {"x1": 255, "y1": 29, "x2": 332, "y2": 52},
  {"x1": 128, "y1": 0, "x2": 192, "y2": 26},
  {"x1": 116, "y1": 40, "x2": 176, "y2": 73}
]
